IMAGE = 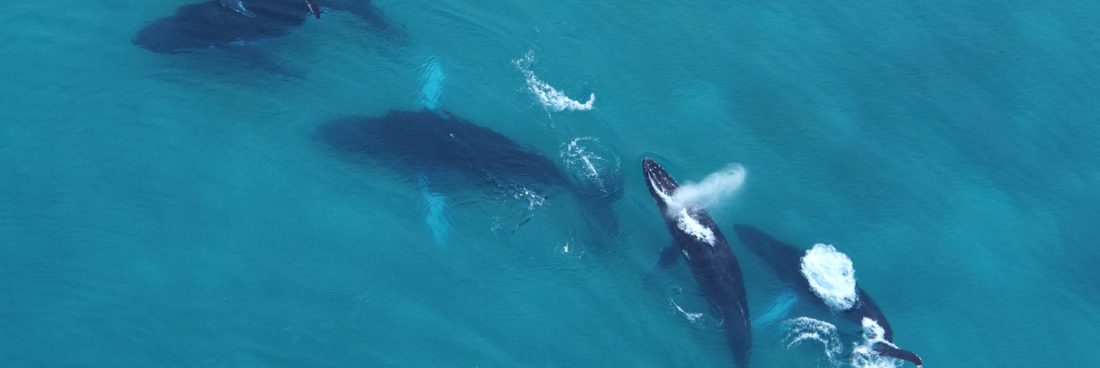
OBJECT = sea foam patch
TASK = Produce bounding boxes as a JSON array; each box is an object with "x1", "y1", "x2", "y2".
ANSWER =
[
  {"x1": 800, "y1": 243, "x2": 858, "y2": 311},
  {"x1": 514, "y1": 51, "x2": 595, "y2": 112}
]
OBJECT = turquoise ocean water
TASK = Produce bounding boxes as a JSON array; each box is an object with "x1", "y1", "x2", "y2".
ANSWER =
[{"x1": 3, "y1": 0, "x2": 1099, "y2": 366}]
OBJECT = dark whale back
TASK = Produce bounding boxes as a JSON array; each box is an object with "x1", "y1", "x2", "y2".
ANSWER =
[
  {"x1": 317, "y1": 109, "x2": 622, "y2": 238},
  {"x1": 317, "y1": 109, "x2": 569, "y2": 189},
  {"x1": 133, "y1": 0, "x2": 309, "y2": 53}
]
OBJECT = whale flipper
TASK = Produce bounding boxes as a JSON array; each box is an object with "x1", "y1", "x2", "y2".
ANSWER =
[
  {"x1": 417, "y1": 57, "x2": 445, "y2": 110},
  {"x1": 657, "y1": 244, "x2": 680, "y2": 269},
  {"x1": 419, "y1": 174, "x2": 449, "y2": 248},
  {"x1": 220, "y1": 0, "x2": 256, "y2": 17}
]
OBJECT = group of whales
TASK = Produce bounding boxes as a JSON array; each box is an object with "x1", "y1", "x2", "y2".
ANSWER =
[
  {"x1": 132, "y1": 2, "x2": 921, "y2": 366},
  {"x1": 644, "y1": 158, "x2": 923, "y2": 367}
]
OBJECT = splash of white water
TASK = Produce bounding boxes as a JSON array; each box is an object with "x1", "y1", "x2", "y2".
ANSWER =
[
  {"x1": 800, "y1": 243, "x2": 858, "y2": 311},
  {"x1": 514, "y1": 51, "x2": 595, "y2": 112}
]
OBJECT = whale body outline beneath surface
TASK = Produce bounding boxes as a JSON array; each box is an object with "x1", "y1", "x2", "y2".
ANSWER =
[{"x1": 733, "y1": 224, "x2": 923, "y2": 367}]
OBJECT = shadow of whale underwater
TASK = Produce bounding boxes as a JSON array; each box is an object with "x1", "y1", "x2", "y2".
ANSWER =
[
  {"x1": 133, "y1": 0, "x2": 399, "y2": 74},
  {"x1": 316, "y1": 109, "x2": 621, "y2": 237}
]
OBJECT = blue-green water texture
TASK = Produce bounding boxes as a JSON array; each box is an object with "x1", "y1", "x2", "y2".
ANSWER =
[{"x1": 3, "y1": 0, "x2": 1099, "y2": 366}]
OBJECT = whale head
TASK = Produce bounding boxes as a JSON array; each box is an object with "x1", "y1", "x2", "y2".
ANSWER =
[{"x1": 642, "y1": 157, "x2": 678, "y2": 213}]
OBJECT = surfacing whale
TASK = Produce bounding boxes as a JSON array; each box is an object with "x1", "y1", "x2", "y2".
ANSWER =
[
  {"x1": 315, "y1": 109, "x2": 620, "y2": 235},
  {"x1": 133, "y1": 0, "x2": 399, "y2": 75},
  {"x1": 642, "y1": 157, "x2": 751, "y2": 367},
  {"x1": 733, "y1": 224, "x2": 923, "y2": 367}
]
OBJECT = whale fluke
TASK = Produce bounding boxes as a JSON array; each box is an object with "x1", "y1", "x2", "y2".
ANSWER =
[{"x1": 873, "y1": 342, "x2": 924, "y2": 367}]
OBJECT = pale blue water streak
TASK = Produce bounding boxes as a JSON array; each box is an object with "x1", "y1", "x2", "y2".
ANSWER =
[{"x1": 2, "y1": 0, "x2": 1099, "y2": 367}]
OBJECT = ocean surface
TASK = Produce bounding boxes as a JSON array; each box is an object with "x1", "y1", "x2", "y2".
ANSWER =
[{"x1": 2, "y1": 0, "x2": 1099, "y2": 366}]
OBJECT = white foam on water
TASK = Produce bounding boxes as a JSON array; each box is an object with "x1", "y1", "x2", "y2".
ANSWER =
[
  {"x1": 800, "y1": 243, "x2": 858, "y2": 311},
  {"x1": 665, "y1": 163, "x2": 746, "y2": 215},
  {"x1": 850, "y1": 318, "x2": 903, "y2": 368},
  {"x1": 780, "y1": 317, "x2": 844, "y2": 362},
  {"x1": 560, "y1": 137, "x2": 619, "y2": 193},
  {"x1": 511, "y1": 186, "x2": 546, "y2": 211},
  {"x1": 416, "y1": 57, "x2": 445, "y2": 110},
  {"x1": 513, "y1": 51, "x2": 595, "y2": 112},
  {"x1": 670, "y1": 298, "x2": 705, "y2": 323},
  {"x1": 675, "y1": 208, "x2": 716, "y2": 246}
]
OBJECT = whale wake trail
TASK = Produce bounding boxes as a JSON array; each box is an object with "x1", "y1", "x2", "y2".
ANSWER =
[
  {"x1": 781, "y1": 317, "x2": 844, "y2": 363},
  {"x1": 560, "y1": 137, "x2": 620, "y2": 194},
  {"x1": 514, "y1": 51, "x2": 595, "y2": 112},
  {"x1": 800, "y1": 243, "x2": 858, "y2": 311},
  {"x1": 665, "y1": 163, "x2": 746, "y2": 215}
]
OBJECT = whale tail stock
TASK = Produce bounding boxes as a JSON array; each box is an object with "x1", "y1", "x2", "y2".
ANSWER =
[
  {"x1": 873, "y1": 342, "x2": 923, "y2": 367},
  {"x1": 725, "y1": 312, "x2": 752, "y2": 368}
]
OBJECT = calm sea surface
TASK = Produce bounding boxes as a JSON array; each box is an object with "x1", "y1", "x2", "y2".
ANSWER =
[{"x1": 2, "y1": 0, "x2": 1099, "y2": 366}]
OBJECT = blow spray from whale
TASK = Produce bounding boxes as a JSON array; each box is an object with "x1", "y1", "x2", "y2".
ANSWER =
[{"x1": 662, "y1": 163, "x2": 746, "y2": 215}]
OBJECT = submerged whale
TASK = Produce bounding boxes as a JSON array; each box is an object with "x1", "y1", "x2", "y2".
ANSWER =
[
  {"x1": 733, "y1": 225, "x2": 923, "y2": 367},
  {"x1": 642, "y1": 158, "x2": 751, "y2": 367},
  {"x1": 133, "y1": 0, "x2": 397, "y2": 73},
  {"x1": 316, "y1": 109, "x2": 620, "y2": 234}
]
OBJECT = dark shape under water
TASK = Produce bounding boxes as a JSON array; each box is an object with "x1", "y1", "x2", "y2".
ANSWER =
[
  {"x1": 642, "y1": 157, "x2": 751, "y2": 368},
  {"x1": 133, "y1": 0, "x2": 398, "y2": 74},
  {"x1": 316, "y1": 109, "x2": 620, "y2": 233},
  {"x1": 733, "y1": 224, "x2": 923, "y2": 367}
]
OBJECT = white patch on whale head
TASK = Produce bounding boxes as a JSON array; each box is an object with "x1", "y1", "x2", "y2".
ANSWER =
[
  {"x1": 645, "y1": 170, "x2": 676, "y2": 206},
  {"x1": 800, "y1": 243, "x2": 858, "y2": 311},
  {"x1": 675, "y1": 208, "x2": 715, "y2": 246}
]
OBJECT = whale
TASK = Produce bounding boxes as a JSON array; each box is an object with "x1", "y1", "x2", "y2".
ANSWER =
[
  {"x1": 132, "y1": 0, "x2": 398, "y2": 74},
  {"x1": 732, "y1": 224, "x2": 922, "y2": 367},
  {"x1": 642, "y1": 157, "x2": 751, "y2": 367},
  {"x1": 315, "y1": 109, "x2": 620, "y2": 236}
]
